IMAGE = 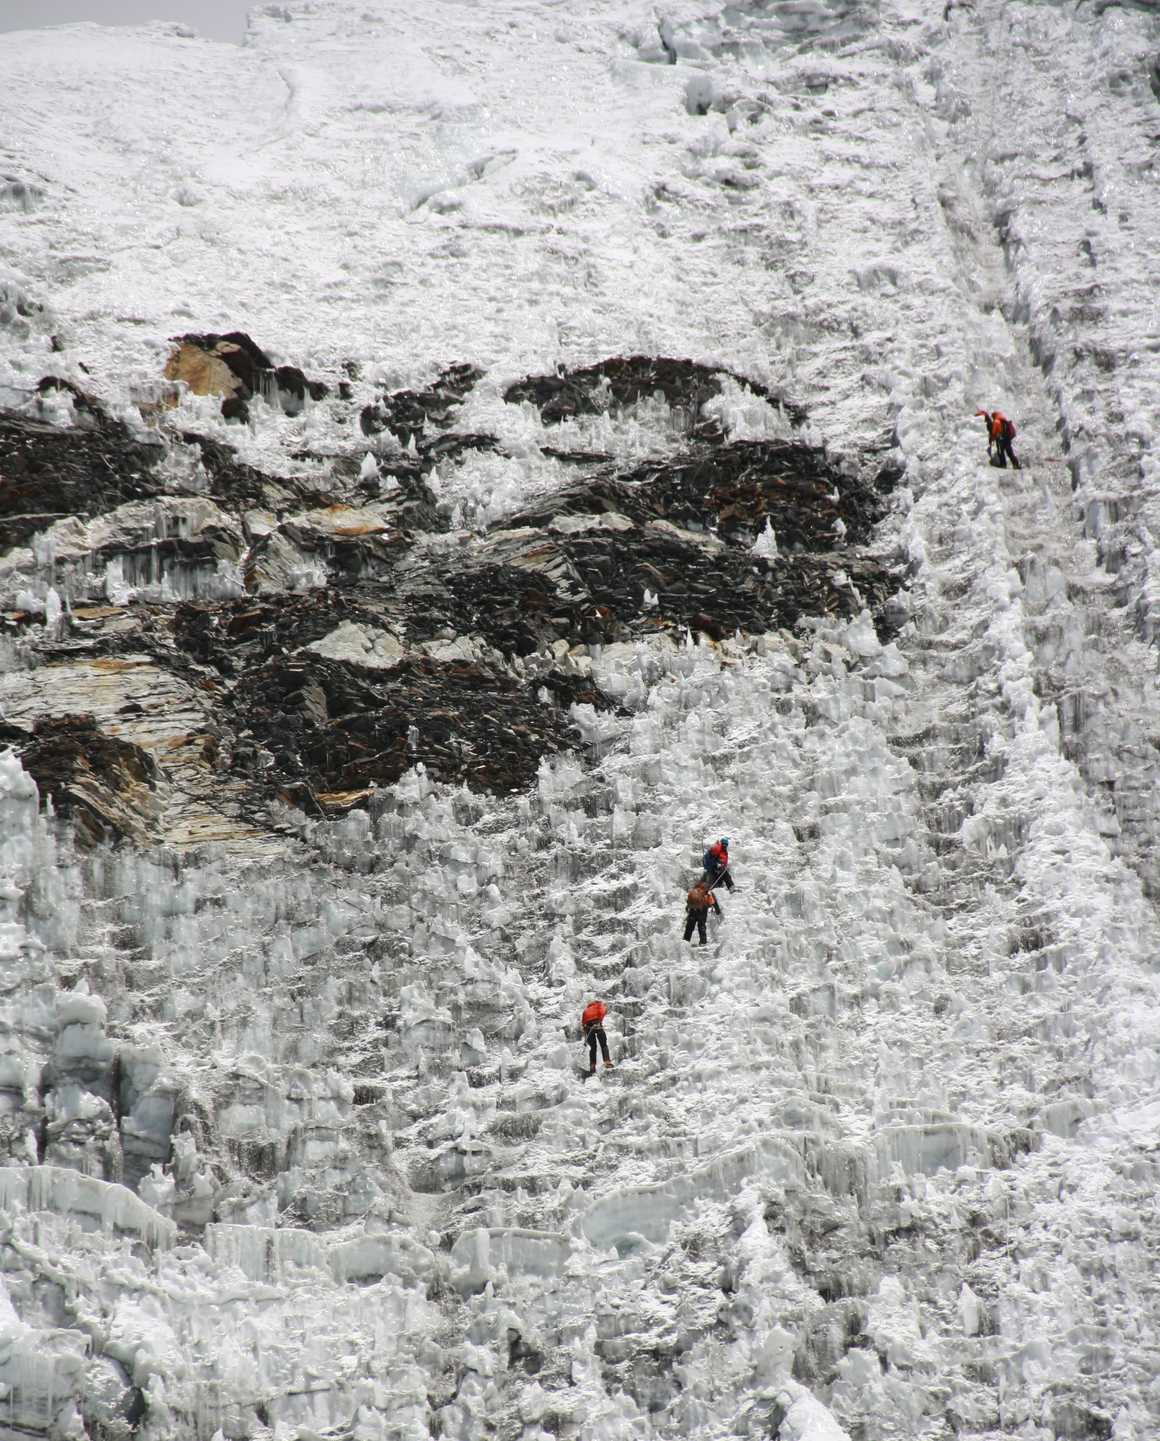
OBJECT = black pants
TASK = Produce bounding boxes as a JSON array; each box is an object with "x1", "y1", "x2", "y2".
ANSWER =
[
  {"x1": 684, "y1": 909, "x2": 710, "y2": 944},
  {"x1": 702, "y1": 865, "x2": 734, "y2": 892},
  {"x1": 991, "y1": 436, "x2": 1020, "y2": 469},
  {"x1": 585, "y1": 1024, "x2": 610, "y2": 1069}
]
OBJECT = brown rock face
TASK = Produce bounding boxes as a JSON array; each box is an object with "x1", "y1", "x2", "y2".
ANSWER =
[
  {"x1": 163, "y1": 342, "x2": 245, "y2": 404},
  {"x1": 17, "y1": 714, "x2": 163, "y2": 847},
  {"x1": 2, "y1": 349, "x2": 904, "y2": 844},
  {"x1": 162, "y1": 330, "x2": 328, "y2": 421}
]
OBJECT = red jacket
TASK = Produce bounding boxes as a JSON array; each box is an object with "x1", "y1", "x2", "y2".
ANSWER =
[
  {"x1": 978, "y1": 409, "x2": 1014, "y2": 443},
  {"x1": 581, "y1": 1001, "x2": 606, "y2": 1030}
]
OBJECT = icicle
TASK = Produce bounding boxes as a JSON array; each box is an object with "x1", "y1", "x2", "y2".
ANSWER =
[
  {"x1": 43, "y1": 587, "x2": 62, "y2": 636},
  {"x1": 751, "y1": 519, "x2": 779, "y2": 561}
]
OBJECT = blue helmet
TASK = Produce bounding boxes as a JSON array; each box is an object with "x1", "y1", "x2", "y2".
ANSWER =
[{"x1": 721, "y1": 836, "x2": 729, "y2": 846}]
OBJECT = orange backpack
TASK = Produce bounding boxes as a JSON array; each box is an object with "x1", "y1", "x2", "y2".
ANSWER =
[{"x1": 582, "y1": 1001, "x2": 606, "y2": 1028}]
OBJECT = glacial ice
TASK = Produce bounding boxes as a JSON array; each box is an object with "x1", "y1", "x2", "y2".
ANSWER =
[{"x1": 0, "y1": 0, "x2": 1159, "y2": 1436}]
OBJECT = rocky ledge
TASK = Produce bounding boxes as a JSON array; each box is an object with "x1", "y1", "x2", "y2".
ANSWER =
[{"x1": 1, "y1": 347, "x2": 903, "y2": 850}]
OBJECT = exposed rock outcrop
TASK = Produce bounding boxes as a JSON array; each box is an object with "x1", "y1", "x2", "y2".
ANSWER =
[
  {"x1": 360, "y1": 361, "x2": 481, "y2": 446},
  {"x1": 504, "y1": 354, "x2": 807, "y2": 436},
  {"x1": 1, "y1": 351, "x2": 901, "y2": 839},
  {"x1": 163, "y1": 330, "x2": 328, "y2": 421},
  {"x1": 0, "y1": 405, "x2": 166, "y2": 545},
  {"x1": 15, "y1": 713, "x2": 162, "y2": 847}
]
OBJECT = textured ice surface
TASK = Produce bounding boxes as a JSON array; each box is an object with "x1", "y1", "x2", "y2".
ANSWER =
[{"x1": 1, "y1": 0, "x2": 1159, "y2": 1439}]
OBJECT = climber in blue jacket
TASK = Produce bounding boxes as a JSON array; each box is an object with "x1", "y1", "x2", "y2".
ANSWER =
[{"x1": 701, "y1": 836, "x2": 734, "y2": 892}]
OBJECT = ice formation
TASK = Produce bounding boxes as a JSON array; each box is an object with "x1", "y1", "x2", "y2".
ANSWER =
[{"x1": 0, "y1": 0, "x2": 1158, "y2": 1439}]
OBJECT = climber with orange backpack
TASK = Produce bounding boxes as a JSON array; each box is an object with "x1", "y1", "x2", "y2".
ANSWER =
[
  {"x1": 684, "y1": 881, "x2": 721, "y2": 946},
  {"x1": 975, "y1": 409, "x2": 1021, "y2": 470},
  {"x1": 580, "y1": 999, "x2": 614, "y2": 1074}
]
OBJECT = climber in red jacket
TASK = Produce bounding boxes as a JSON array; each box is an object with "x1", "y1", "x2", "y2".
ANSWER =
[
  {"x1": 581, "y1": 1000, "x2": 614, "y2": 1073},
  {"x1": 975, "y1": 409, "x2": 1021, "y2": 469}
]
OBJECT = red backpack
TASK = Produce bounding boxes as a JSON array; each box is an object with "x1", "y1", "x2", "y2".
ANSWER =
[{"x1": 582, "y1": 1001, "x2": 606, "y2": 1028}]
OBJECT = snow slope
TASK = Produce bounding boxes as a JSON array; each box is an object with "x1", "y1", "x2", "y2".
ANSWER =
[{"x1": 1, "y1": 1, "x2": 1159, "y2": 1439}]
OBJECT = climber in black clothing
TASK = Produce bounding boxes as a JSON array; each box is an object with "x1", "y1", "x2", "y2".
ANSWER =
[{"x1": 683, "y1": 881, "x2": 721, "y2": 945}]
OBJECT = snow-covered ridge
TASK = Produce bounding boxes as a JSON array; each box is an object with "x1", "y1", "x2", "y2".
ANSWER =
[{"x1": 1, "y1": 0, "x2": 1159, "y2": 1438}]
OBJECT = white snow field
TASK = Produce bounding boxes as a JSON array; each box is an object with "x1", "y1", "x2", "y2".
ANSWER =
[{"x1": 1, "y1": 2, "x2": 1159, "y2": 1440}]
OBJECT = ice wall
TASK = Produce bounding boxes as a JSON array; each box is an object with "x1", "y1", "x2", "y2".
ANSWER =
[
  {"x1": 1, "y1": 0, "x2": 1158, "y2": 1437},
  {"x1": 3, "y1": 591, "x2": 1157, "y2": 1435}
]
